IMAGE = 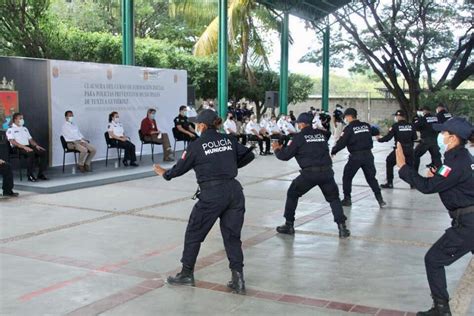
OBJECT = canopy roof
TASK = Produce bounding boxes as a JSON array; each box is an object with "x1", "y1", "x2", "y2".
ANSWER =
[{"x1": 257, "y1": 0, "x2": 351, "y2": 22}]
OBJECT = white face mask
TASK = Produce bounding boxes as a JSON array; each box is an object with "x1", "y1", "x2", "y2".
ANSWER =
[
  {"x1": 417, "y1": 111, "x2": 424, "y2": 117},
  {"x1": 18, "y1": 119, "x2": 25, "y2": 126},
  {"x1": 148, "y1": 113, "x2": 155, "y2": 119},
  {"x1": 196, "y1": 125, "x2": 203, "y2": 137},
  {"x1": 67, "y1": 116, "x2": 74, "y2": 123},
  {"x1": 343, "y1": 118, "x2": 349, "y2": 125},
  {"x1": 114, "y1": 117, "x2": 120, "y2": 123},
  {"x1": 394, "y1": 116, "x2": 398, "y2": 123},
  {"x1": 437, "y1": 133, "x2": 448, "y2": 153}
]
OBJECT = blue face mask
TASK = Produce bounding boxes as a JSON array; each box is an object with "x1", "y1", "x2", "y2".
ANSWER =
[{"x1": 437, "y1": 133, "x2": 447, "y2": 153}]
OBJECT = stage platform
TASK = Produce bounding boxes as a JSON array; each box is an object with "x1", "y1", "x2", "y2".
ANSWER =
[{"x1": 7, "y1": 153, "x2": 177, "y2": 194}]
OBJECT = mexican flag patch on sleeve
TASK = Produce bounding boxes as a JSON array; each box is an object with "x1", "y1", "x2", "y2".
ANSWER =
[{"x1": 437, "y1": 165, "x2": 452, "y2": 177}]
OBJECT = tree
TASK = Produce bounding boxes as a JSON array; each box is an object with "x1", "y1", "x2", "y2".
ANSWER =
[
  {"x1": 170, "y1": 0, "x2": 280, "y2": 83},
  {"x1": 303, "y1": 0, "x2": 473, "y2": 117},
  {"x1": 0, "y1": 0, "x2": 61, "y2": 58}
]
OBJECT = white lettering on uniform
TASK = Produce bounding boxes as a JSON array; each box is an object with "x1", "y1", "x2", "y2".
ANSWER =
[
  {"x1": 426, "y1": 117, "x2": 438, "y2": 123},
  {"x1": 398, "y1": 125, "x2": 412, "y2": 132},
  {"x1": 202, "y1": 138, "x2": 233, "y2": 155},
  {"x1": 353, "y1": 125, "x2": 369, "y2": 134},
  {"x1": 304, "y1": 134, "x2": 325, "y2": 143}
]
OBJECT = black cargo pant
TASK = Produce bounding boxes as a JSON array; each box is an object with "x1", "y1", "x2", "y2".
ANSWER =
[
  {"x1": 247, "y1": 135, "x2": 270, "y2": 153},
  {"x1": 424, "y1": 211, "x2": 474, "y2": 300},
  {"x1": 181, "y1": 179, "x2": 245, "y2": 272},
  {"x1": 342, "y1": 151, "x2": 381, "y2": 198},
  {"x1": 386, "y1": 145, "x2": 414, "y2": 183},
  {"x1": 414, "y1": 139, "x2": 442, "y2": 172},
  {"x1": 19, "y1": 146, "x2": 47, "y2": 176},
  {"x1": 284, "y1": 168, "x2": 347, "y2": 224},
  {"x1": 0, "y1": 162, "x2": 14, "y2": 194}
]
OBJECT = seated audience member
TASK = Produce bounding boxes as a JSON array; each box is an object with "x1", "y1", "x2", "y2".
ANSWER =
[
  {"x1": 174, "y1": 105, "x2": 198, "y2": 141},
  {"x1": 224, "y1": 112, "x2": 246, "y2": 145},
  {"x1": 0, "y1": 159, "x2": 18, "y2": 197},
  {"x1": 62, "y1": 110, "x2": 97, "y2": 173},
  {"x1": 246, "y1": 115, "x2": 271, "y2": 155},
  {"x1": 258, "y1": 115, "x2": 273, "y2": 155},
  {"x1": 140, "y1": 109, "x2": 174, "y2": 162},
  {"x1": 107, "y1": 112, "x2": 138, "y2": 167},
  {"x1": 283, "y1": 115, "x2": 297, "y2": 137},
  {"x1": 7, "y1": 113, "x2": 48, "y2": 182}
]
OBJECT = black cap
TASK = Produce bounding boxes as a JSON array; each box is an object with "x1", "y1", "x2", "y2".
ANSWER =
[
  {"x1": 196, "y1": 109, "x2": 218, "y2": 126},
  {"x1": 433, "y1": 117, "x2": 473, "y2": 140},
  {"x1": 296, "y1": 112, "x2": 314, "y2": 125},
  {"x1": 393, "y1": 110, "x2": 407, "y2": 117},
  {"x1": 344, "y1": 108, "x2": 357, "y2": 117}
]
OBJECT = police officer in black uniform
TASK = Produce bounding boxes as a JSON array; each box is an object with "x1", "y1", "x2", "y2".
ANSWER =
[
  {"x1": 377, "y1": 110, "x2": 417, "y2": 189},
  {"x1": 413, "y1": 106, "x2": 442, "y2": 172},
  {"x1": 435, "y1": 104, "x2": 452, "y2": 124},
  {"x1": 395, "y1": 117, "x2": 474, "y2": 316},
  {"x1": 272, "y1": 113, "x2": 350, "y2": 238},
  {"x1": 153, "y1": 109, "x2": 255, "y2": 295},
  {"x1": 331, "y1": 108, "x2": 386, "y2": 207},
  {"x1": 174, "y1": 105, "x2": 198, "y2": 141},
  {"x1": 320, "y1": 111, "x2": 331, "y2": 131}
]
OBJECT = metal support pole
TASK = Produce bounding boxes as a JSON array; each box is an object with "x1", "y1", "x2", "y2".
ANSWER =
[
  {"x1": 322, "y1": 25, "x2": 330, "y2": 111},
  {"x1": 121, "y1": 0, "x2": 135, "y2": 65},
  {"x1": 279, "y1": 11, "x2": 289, "y2": 115},
  {"x1": 218, "y1": 0, "x2": 228, "y2": 119}
]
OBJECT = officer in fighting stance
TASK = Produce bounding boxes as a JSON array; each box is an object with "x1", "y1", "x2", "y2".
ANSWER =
[
  {"x1": 272, "y1": 113, "x2": 350, "y2": 238},
  {"x1": 331, "y1": 108, "x2": 386, "y2": 207}
]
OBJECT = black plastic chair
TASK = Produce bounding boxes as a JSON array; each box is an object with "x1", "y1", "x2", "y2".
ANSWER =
[
  {"x1": 104, "y1": 132, "x2": 122, "y2": 167},
  {"x1": 60, "y1": 136, "x2": 80, "y2": 173},
  {"x1": 172, "y1": 127, "x2": 188, "y2": 158},
  {"x1": 138, "y1": 129, "x2": 155, "y2": 162},
  {"x1": 7, "y1": 145, "x2": 25, "y2": 181}
]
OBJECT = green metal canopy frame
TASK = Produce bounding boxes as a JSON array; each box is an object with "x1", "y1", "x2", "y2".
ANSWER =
[{"x1": 121, "y1": 0, "x2": 352, "y2": 117}]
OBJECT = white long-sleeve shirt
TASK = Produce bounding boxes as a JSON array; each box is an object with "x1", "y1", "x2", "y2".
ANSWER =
[
  {"x1": 62, "y1": 121, "x2": 84, "y2": 142},
  {"x1": 223, "y1": 119, "x2": 237, "y2": 134},
  {"x1": 245, "y1": 121, "x2": 260, "y2": 135}
]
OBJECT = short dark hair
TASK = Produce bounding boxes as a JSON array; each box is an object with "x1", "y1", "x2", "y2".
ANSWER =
[
  {"x1": 179, "y1": 105, "x2": 187, "y2": 111},
  {"x1": 12, "y1": 112, "x2": 22, "y2": 122},
  {"x1": 147, "y1": 108, "x2": 156, "y2": 114},
  {"x1": 65, "y1": 110, "x2": 73, "y2": 117},
  {"x1": 108, "y1": 111, "x2": 118, "y2": 123}
]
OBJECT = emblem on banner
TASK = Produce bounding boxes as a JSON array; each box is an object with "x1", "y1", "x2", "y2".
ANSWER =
[
  {"x1": 0, "y1": 77, "x2": 19, "y2": 131},
  {"x1": 174, "y1": 74, "x2": 178, "y2": 83},
  {"x1": 107, "y1": 69, "x2": 113, "y2": 80},
  {"x1": 143, "y1": 70, "x2": 149, "y2": 80},
  {"x1": 52, "y1": 66, "x2": 59, "y2": 78}
]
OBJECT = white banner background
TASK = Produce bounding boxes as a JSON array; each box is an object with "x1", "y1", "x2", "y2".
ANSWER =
[{"x1": 49, "y1": 60, "x2": 187, "y2": 167}]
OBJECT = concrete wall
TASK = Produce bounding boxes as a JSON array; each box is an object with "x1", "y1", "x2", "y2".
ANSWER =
[{"x1": 290, "y1": 96, "x2": 401, "y2": 125}]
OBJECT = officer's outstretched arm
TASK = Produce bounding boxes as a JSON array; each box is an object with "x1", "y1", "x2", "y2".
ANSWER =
[
  {"x1": 378, "y1": 127, "x2": 395, "y2": 143},
  {"x1": 398, "y1": 165, "x2": 462, "y2": 194},
  {"x1": 163, "y1": 146, "x2": 196, "y2": 180},
  {"x1": 235, "y1": 142, "x2": 255, "y2": 168},
  {"x1": 331, "y1": 127, "x2": 350, "y2": 155},
  {"x1": 275, "y1": 137, "x2": 299, "y2": 161}
]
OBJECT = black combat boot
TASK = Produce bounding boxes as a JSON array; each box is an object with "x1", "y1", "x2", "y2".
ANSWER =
[
  {"x1": 380, "y1": 182, "x2": 393, "y2": 189},
  {"x1": 227, "y1": 270, "x2": 246, "y2": 295},
  {"x1": 375, "y1": 193, "x2": 387, "y2": 207},
  {"x1": 167, "y1": 265, "x2": 195, "y2": 286},
  {"x1": 337, "y1": 223, "x2": 350, "y2": 238},
  {"x1": 276, "y1": 221, "x2": 295, "y2": 235},
  {"x1": 417, "y1": 296, "x2": 451, "y2": 316},
  {"x1": 341, "y1": 196, "x2": 352, "y2": 207}
]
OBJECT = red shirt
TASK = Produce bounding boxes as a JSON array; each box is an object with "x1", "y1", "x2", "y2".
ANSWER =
[{"x1": 140, "y1": 118, "x2": 158, "y2": 136}]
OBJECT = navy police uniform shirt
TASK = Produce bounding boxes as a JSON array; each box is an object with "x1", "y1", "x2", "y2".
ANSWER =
[
  {"x1": 378, "y1": 120, "x2": 417, "y2": 148},
  {"x1": 174, "y1": 114, "x2": 190, "y2": 130},
  {"x1": 331, "y1": 120, "x2": 375, "y2": 155},
  {"x1": 274, "y1": 126, "x2": 332, "y2": 169},
  {"x1": 437, "y1": 110, "x2": 452, "y2": 124},
  {"x1": 414, "y1": 113, "x2": 438, "y2": 141},
  {"x1": 399, "y1": 146, "x2": 474, "y2": 212},
  {"x1": 163, "y1": 129, "x2": 254, "y2": 183}
]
